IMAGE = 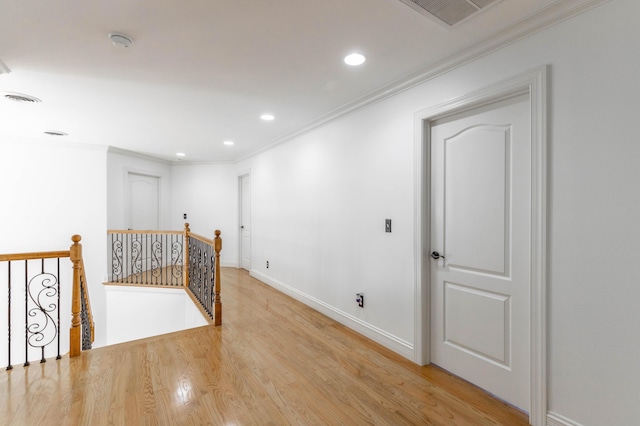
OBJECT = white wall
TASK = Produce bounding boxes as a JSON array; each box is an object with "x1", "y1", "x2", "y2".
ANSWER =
[
  {"x1": 104, "y1": 286, "x2": 208, "y2": 345},
  {"x1": 171, "y1": 163, "x2": 238, "y2": 267},
  {"x1": 0, "y1": 138, "x2": 108, "y2": 347},
  {"x1": 242, "y1": 112, "x2": 417, "y2": 349},
  {"x1": 177, "y1": 1, "x2": 636, "y2": 424}
]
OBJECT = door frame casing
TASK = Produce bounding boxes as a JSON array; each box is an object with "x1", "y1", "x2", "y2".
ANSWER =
[
  {"x1": 413, "y1": 66, "x2": 547, "y2": 426},
  {"x1": 237, "y1": 170, "x2": 251, "y2": 270}
]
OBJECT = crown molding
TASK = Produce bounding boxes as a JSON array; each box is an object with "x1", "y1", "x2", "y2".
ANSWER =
[
  {"x1": 0, "y1": 134, "x2": 108, "y2": 153},
  {"x1": 107, "y1": 146, "x2": 173, "y2": 165},
  {"x1": 106, "y1": 146, "x2": 236, "y2": 166},
  {"x1": 0, "y1": 58, "x2": 9, "y2": 74},
  {"x1": 236, "y1": 0, "x2": 610, "y2": 163}
]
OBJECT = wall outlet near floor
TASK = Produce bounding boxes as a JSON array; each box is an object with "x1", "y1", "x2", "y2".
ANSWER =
[
  {"x1": 266, "y1": 260, "x2": 269, "y2": 269},
  {"x1": 356, "y1": 292, "x2": 364, "y2": 308}
]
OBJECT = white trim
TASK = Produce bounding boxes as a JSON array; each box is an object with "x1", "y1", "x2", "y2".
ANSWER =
[
  {"x1": 0, "y1": 135, "x2": 108, "y2": 153},
  {"x1": 108, "y1": 146, "x2": 173, "y2": 165},
  {"x1": 413, "y1": 66, "x2": 548, "y2": 426},
  {"x1": 62, "y1": 1, "x2": 608, "y2": 166},
  {"x1": 234, "y1": 0, "x2": 606, "y2": 164},
  {"x1": 250, "y1": 270, "x2": 414, "y2": 360},
  {"x1": 547, "y1": 412, "x2": 585, "y2": 426},
  {"x1": 0, "y1": 58, "x2": 10, "y2": 74},
  {"x1": 237, "y1": 170, "x2": 251, "y2": 271}
]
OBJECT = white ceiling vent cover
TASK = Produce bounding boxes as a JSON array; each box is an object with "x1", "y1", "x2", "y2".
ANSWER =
[{"x1": 398, "y1": 0, "x2": 502, "y2": 27}]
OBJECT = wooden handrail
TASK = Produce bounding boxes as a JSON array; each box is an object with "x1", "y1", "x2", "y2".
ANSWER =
[
  {"x1": 107, "y1": 229, "x2": 183, "y2": 235},
  {"x1": 0, "y1": 251, "x2": 70, "y2": 261},
  {"x1": 188, "y1": 232, "x2": 215, "y2": 245}
]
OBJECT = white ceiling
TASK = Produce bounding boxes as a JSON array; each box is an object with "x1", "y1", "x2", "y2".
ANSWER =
[{"x1": 0, "y1": 0, "x2": 598, "y2": 163}]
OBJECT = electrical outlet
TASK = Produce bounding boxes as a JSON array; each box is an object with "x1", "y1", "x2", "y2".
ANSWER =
[
  {"x1": 356, "y1": 292, "x2": 364, "y2": 308},
  {"x1": 385, "y1": 219, "x2": 392, "y2": 233},
  {"x1": 266, "y1": 260, "x2": 269, "y2": 269},
  {"x1": 183, "y1": 213, "x2": 187, "y2": 219}
]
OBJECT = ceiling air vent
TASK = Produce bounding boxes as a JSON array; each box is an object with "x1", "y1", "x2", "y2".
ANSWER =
[
  {"x1": 398, "y1": 0, "x2": 502, "y2": 27},
  {"x1": 3, "y1": 92, "x2": 42, "y2": 103},
  {"x1": 44, "y1": 130, "x2": 68, "y2": 137}
]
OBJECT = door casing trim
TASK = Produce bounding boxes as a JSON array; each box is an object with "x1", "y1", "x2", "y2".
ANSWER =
[
  {"x1": 237, "y1": 170, "x2": 251, "y2": 271},
  {"x1": 413, "y1": 65, "x2": 547, "y2": 426}
]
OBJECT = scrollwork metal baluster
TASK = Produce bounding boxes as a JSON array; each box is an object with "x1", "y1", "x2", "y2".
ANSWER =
[
  {"x1": 24, "y1": 260, "x2": 29, "y2": 367},
  {"x1": 151, "y1": 236, "x2": 163, "y2": 283},
  {"x1": 80, "y1": 280, "x2": 92, "y2": 351},
  {"x1": 111, "y1": 235, "x2": 123, "y2": 282},
  {"x1": 6, "y1": 261, "x2": 12, "y2": 370},
  {"x1": 210, "y1": 252, "x2": 216, "y2": 315},
  {"x1": 27, "y1": 270, "x2": 59, "y2": 364},
  {"x1": 131, "y1": 237, "x2": 142, "y2": 281},
  {"x1": 57, "y1": 258, "x2": 61, "y2": 360},
  {"x1": 171, "y1": 236, "x2": 183, "y2": 286}
]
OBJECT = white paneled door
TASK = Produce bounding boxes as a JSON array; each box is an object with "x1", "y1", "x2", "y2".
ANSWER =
[
  {"x1": 240, "y1": 174, "x2": 251, "y2": 271},
  {"x1": 128, "y1": 173, "x2": 159, "y2": 230},
  {"x1": 430, "y1": 93, "x2": 531, "y2": 411}
]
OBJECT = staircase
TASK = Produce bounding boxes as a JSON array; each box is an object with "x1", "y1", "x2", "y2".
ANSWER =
[
  {"x1": 2, "y1": 225, "x2": 222, "y2": 369},
  {"x1": 0, "y1": 235, "x2": 94, "y2": 369}
]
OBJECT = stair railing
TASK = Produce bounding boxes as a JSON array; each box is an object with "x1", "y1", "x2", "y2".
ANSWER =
[
  {"x1": 0, "y1": 235, "x2": 94, "y2": 369},
  {"x1": 107, "y1": 224, "x2": 222, "y2": 325}
]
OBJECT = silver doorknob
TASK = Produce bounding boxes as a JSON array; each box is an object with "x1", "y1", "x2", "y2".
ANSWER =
[{"x1": 431, "y1": 251, "x2": 445, "y2": 260}]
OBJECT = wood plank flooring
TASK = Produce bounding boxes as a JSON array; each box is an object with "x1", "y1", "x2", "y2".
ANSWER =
[{"x1": 1, "y1": 268, "x2": 529, "y2": 425}]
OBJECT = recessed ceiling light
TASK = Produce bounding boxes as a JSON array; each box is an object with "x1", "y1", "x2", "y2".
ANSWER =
[
  {"x1": 176, "y1": 152, "x2": 186, "y2": 157},
  {"x1": 44, "y1": 130, "x2": 68, "y2": 136},
  {"x1": 3, "y1": 92, "x2": 42, "y2": 103},
  {"x1": 108, "y1": 33, "x2": 133, "y2": 48},
  {"x1": 261, "y1": 114, "x2": 275, "y2": 121},
  {"x1": 223, "y1": 141, "x2": 234, "y2": 146},
  {"x1": 344, "y1": 53, "x2": 366, "y2": 66}
]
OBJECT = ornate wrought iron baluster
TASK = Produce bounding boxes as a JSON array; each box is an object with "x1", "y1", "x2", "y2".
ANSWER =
[
  {"x1": 171, "y1": 235, "x2": 183, "y2": 286},
  {"x1": 80, "y1": 279, "x2": 92, "y2": 351},
  {"x1": 112, "y1": 234, "x2": 124, "y2": 283},
  {"x1": 24, "y1": 260, "x2": 29, "y2": 367},
  {"x1": 57, "y1": 258, "x2": 61, "y2": 360},
  {"x1": 25, "y1": 259, "x2": 60, "y2": 364},
  {"x1": 6, "y1": 261, "x2": 12, "y2": 370}
]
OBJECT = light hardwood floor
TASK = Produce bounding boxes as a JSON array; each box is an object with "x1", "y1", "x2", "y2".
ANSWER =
[{"x1": 1, "y1": 268, "x2": 529, "y2": 425}]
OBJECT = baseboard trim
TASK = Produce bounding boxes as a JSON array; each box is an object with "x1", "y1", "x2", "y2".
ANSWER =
[
  {"x1": 547, "y1": 412, "x2": 584, "y2": 426},
  {"x1": 250, "y1": 270, "x2": 414, "y2": 360}
]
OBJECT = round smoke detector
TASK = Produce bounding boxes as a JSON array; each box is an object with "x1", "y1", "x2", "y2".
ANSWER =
[{"x1": 108, "y1": 33, "x2": 133, "y2": 48}]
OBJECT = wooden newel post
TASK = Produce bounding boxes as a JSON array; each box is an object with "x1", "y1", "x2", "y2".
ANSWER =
[
  {"x1": 69, "y1": 235, "x2": 82, "y2": 358},
  {"x1": 214, "y1": 230, "x2": 222, "y2": 326},
  {"x1": 183, "y1": 223, "x2": 190, "y2": 288}
]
